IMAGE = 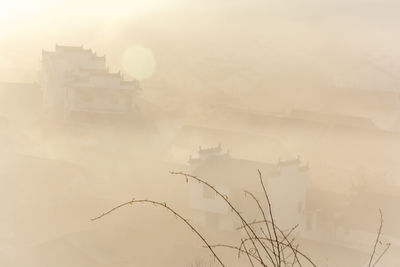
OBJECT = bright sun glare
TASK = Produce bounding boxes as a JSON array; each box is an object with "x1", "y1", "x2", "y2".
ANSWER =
[{"x1": 122, "y1": 46, "x2": 156, "y2": 80}]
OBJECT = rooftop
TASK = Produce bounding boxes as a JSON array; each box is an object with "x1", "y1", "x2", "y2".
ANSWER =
[
  {"x1": 55, "y1": 44, "x2": 93, "y2": 54},
  {"x1": 198, "y1": 144, "x2": 222, "y2": 154}
]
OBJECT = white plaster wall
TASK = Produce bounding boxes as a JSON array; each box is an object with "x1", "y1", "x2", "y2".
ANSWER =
[
  {"x1": 189, "y1": 182, "x2": 230, "y2": 215},
  {"x1": 267, "y1": 165, "x2": 308, "y2": 231}
]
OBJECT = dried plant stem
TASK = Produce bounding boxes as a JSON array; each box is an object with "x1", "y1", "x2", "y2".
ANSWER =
[
  {"x1": 91, "y1": 170, "x2": 388, "y2": 267},
  {"x1": 171, "y1": 171, "x2": 273, "y2": 266},
  {"x1": 91, "y1": 199, "x2": 225, "y2": 267},
  {"x1": 368, "y1": 209, "x2": 391, "y2": 267},
  {"x1": 258, "y1": 169, "x2": 281, "y2": 266},
  {"x1": 245, "y1": 190, "x2": 279, "y2": 264}
]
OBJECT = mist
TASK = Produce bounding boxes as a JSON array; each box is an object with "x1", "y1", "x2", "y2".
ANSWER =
[{"x1": 1, "y1": 0, "x2": 400, "y2": 266}]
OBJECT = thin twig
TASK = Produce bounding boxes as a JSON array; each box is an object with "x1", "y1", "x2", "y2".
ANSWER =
[
  {"x1": 242, "y1": 238, "x2": 256, "y2": 267},
  {"x1": 207, "y1": 244, "x2": 262, "y2": 264},
  {"x1": 171, "y1": 171, "x2": 272, "y2": 266},
  {"x1": 368, "y1": 209, "x2": 383, "y2": 267},
  {"x1": 369, "y1": 209, "x2": 391, "y2": 267},
  {"x1": 245, "y1": 190, "x2": 279, "y2": 265},
  {"x1": 372, "y1": 243, "x2": 391, "y2": 267},
  {"x1": 258, "y1": 169, "x2": 281, "y2": 266},
  {"x1": 91, "y1": 199, "x2": 225, "y2": 267}
]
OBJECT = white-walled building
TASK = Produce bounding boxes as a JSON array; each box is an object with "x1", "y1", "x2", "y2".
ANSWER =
[
  {"x1": 187, "y1": 145, "x2": 309, "y2": 233},
  {"x1": 41, "y1": 45, "x2": 140, "y2": 120}
]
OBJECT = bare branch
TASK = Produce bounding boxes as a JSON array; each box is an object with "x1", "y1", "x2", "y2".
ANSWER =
[
  {"x1": 258, "y1": 169, "x2": 281, "y2": 267},
  {"x1": 171, "y1": 171, "x2": 272, "y2": 266},
  {"x1": 91, "y1": 170, "x2": 387, "y2": 267},
  {"x1": 245, "y1": 190, "x2": 279, "y2": 265},
  {"x1": 91, "y1": 199, "x2": 225, "y2": 267},
  {"x1": 369, "y1": 209, "x2": 391, "y2": 267}
]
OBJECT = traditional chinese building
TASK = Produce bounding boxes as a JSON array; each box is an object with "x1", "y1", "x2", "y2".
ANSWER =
[
  {"x1": 41, "y1": 45, "x2": 140, "y2": 120},
  {"x1": 187, "y1": 144, "x2": 309, "y2": 233}
]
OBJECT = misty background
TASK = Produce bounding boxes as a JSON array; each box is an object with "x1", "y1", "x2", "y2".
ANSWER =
[{"x1": 1, "y1": 0, "x2": 400, "y2": 266}]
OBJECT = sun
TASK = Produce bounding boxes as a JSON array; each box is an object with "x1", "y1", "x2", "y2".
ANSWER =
[{"x1": 121, "y1": 45, "x2": 156, "y2": 81}]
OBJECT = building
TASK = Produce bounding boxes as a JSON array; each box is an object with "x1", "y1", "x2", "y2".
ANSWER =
[
  {"x1": 187, "y1": 144, "x2": 309, "y2": 233},
  {"x1": 41, "y1": 45, "x2": 140, "y2": 120},
  {"x1": 166, "y1": 124, "x2": 293, "y2": 164},
  {"x1": 304, "y1": 187, "x2": 400, "y2": 266}
]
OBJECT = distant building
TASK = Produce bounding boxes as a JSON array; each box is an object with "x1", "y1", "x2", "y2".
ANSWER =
[
  {"x1": 187, "y1": 144, "x2": 309, "y2": 233},
  {"x1": 166, "y1": 124, "x2": 293, "y2": 164},
  {"x1": 41, "y1": 45, "x2": 140, "y2": 120},
  {"x1": 304, "y1": 188, "x2": 400, "y2": 266}
]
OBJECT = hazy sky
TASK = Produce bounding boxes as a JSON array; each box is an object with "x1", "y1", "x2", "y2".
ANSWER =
[
  {"x1": 1, "y1": 0, "x2": 400, "y2": 88},
  {"x1": 1, "y1": 2, "x2": 400, "y2": 266}
]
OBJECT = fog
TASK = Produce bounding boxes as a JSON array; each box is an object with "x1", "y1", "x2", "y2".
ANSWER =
[{"x1": 1, "y1": 0, "x2": 400, "y2": 266}]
